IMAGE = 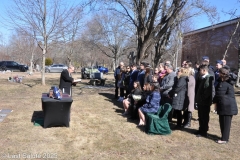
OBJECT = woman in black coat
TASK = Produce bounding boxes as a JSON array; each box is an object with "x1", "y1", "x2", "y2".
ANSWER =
[
  {"x1": 213, "y1": 68, "x2": 238, "y2": 144},
  {"x1": 169, "y1": 67, "x2": 189, "y2": 129}
]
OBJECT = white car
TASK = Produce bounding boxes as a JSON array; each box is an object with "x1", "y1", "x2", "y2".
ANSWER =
[{"x1": 45, "y1": 64, "x2": 68, "y2": 73}]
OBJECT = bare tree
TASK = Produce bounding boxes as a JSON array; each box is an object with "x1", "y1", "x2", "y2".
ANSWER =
[
  {"x1": 101, "y1": 0, "x2": 218, "y2": 66},
  {"x1": 83, "y1": 12, "x2": 135, "y2": 69},
  {"x1": 6, "y1": 0, "x2": 83, "y2": 85},
  {"x1": 8, "y1": 29, "x2": 39, "y2": 73},
  {"x1": 102, "y1": 0, "x2": 186, "y2": 64},
  {"x1": 223, "y1": 5, "x2": 240, "y2": 86}
]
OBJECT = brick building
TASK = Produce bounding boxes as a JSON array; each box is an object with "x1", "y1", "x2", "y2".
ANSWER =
[{"x1": 182, "y1": 18, "x2": 240, "y2": 72}]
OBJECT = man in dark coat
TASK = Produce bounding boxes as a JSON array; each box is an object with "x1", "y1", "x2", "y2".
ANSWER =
[
  {"x1": 160, "y1": 64, "x2": 176, "y2": 105},
  {"x1": 195, "y1": 59, "x2": 215, "y2": 100},
  {"x1": 129, "y1": 63, "x2": 139, "y2": 92},
  {"x1": 214, "y1": 60, "x2": 223, "y2": 87},
  {"x1": 59, "y1": 65, "x2": 75, "y2": 96},
  {"x1": 114, "y1": 62, "x2": 124, "y2": 99},
  {"x1": 195, "y1": 64, "x2": 214, "y2": 137},
  {"x1": 137, "y1": 62, "x2": 146, "y2": 89},
  {"x1": 160, "y1": 64, "x2": 176, "y2": 122}
]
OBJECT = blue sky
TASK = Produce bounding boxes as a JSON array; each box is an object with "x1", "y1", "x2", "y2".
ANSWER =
[
  {"x1": 193, "y1": 0, "x2": 240, "y2": 29},
  {"x1": 0, "y1": 0, "x2": 240, "y2": 43}
]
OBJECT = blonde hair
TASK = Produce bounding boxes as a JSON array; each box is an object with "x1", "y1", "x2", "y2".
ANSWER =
[
  {"x1": 185, "y1": 67, "x2": 194, "y2": 76},
  {"x1": 178, "y1": 67, "x2": 189, "y2": 78}
]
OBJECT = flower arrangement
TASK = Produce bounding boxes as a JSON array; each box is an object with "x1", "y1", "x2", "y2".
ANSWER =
[{"x1": 132, "y1": 95, "x2": 142, "y2": 101}]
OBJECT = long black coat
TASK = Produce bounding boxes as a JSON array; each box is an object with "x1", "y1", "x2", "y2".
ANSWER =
[
  {"x1": 59, "y1": 69, "x2": 74, "y2": 96},
  {"x1": 213, "y1": 80, "x2": 238, "y2": 115},
  {"x1": 195, "y1": 75, "x2": 214, "y2": 106},
  {"x1": 170, "y1": 76, "x2": 189, "y2": 111}
]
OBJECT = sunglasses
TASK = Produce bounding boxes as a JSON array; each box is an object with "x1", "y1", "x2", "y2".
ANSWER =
[{"x1": 127, "y1": 68, "x2": 130, "y2": 69}]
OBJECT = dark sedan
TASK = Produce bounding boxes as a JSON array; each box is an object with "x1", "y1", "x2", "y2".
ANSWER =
[{"x1": 0, "y1": 61, "x2": 28, "y2": 72}]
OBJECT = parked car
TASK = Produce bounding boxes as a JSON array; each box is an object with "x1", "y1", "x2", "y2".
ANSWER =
[
  {"x1": 0, "y1": 61, "x2": 28, "y2": 72},
  {"x1": 94, "y1": 66, "x2": 108, "y2": 74},
  {"x1": 81, "y1": 67, "x2": 100, "y2": 79},
  {"x1": 45, "y1": 64, "x2": 68, "y2": 73}
]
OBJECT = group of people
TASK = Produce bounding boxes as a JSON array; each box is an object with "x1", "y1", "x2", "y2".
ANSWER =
[{"x1": 114, "y1": 56, "x2": 238, "y2": 144}]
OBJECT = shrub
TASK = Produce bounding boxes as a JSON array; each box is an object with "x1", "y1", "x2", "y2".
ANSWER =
[{"x1": 45, "y1": 58, "x2": 53, "y2": 65}]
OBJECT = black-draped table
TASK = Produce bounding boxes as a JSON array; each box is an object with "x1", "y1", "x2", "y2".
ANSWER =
[{"x1": 41, "y1": 93, "x2": 73, "y2": 128}]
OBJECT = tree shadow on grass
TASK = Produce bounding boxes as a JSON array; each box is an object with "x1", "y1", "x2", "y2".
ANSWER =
[
  {"x1": 98, "y1": 92, "x2": 123, "y2": 109},
  {"x1": 23, "y1": 77, "x2": 60, "y2": 88},
  {"x1": 98, "y1": 92, "x2": 142, "y2": 128}
]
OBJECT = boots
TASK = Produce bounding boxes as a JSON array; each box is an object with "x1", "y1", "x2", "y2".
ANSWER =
[{"x1": 183, "y1": 112, "x2": 192, "y2": 128}]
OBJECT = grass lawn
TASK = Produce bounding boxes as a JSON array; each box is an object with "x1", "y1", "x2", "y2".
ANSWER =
[{"x1": 0, "y1": 72, "x2": 239, "y2": 160}]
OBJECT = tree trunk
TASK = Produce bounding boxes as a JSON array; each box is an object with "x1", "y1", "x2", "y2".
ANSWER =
[
  {"x1": 136, "y1": 40, "x2": 147, "y2": 65},
  {"x1": 42, "y1": 48, "x2": 46, "y2": 85},
  {"x1": 236, "y1": 34, "x2": 240, "y2": 87},
  {"x1": 41, "y1": 0, "x2": 47, "y2": 86},
  {"x1": 30, "y1": 49, "x2": 35, "y2": 73}
]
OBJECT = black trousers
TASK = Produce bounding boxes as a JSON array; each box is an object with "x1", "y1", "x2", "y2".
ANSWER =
[
  {"x1": 198, "y1": 105, "x2": 210, "y2": 133},
  {"x1": 125, "y1": 86, "x2": 130, "y2": 98},
  {"x1": 219, "y1": 115, "x2": 232, "y2": 141},
  {"x1": 120, "y1": 87, "x2": 125, "y2": 97},
  {"x1": 115, "y1": 80, "x2": 119, "y2": 98},
  {"x1": 175, "y1": 110, "x2": 183, "y2": 126}
]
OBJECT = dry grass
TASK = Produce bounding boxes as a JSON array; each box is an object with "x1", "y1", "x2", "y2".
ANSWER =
[{"x1": 0, "y1": 72, "x2": 240, "y2": 160}]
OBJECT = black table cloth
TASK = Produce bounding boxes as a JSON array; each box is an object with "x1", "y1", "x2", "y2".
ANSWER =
[{"x1": 41, "y1": 93, "x2": 73, "y2": 128}]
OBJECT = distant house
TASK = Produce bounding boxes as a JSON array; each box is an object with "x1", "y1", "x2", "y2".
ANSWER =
[{"x1": 182, "y1": 18, "x2": 240, "y2": 72}]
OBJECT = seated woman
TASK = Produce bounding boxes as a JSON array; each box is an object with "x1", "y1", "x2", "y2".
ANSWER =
[
  {"x1": 129, "y1": 83, "x2": 152, "y2": 119},
  {"x1": 122, "y1": 81, "x2": 142, "y2": 116},
  {"x1": 138, "y1": 83, "x2": 161, "y2": 126}
]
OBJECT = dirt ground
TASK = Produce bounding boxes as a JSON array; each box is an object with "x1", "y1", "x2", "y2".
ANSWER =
[{"x1": 0, "y1": 71, "x2": 239, "y2": 160}]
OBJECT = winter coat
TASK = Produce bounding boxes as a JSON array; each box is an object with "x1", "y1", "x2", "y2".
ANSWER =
[
  {"x1": 195, "y1": 67, "x2": 215, "y2": 98},
  {"x1": 213, "y1": 80, "x2": 238, "y2": 115},
  {"x1": 129, "y1": 88, "x2": 142, "y2": 98},
  {"x1": 137, "y1": 70, "x2": 145, "y2": 89},
  {"x1": 144, "y1": 74, "x2": 153, "y2": 84},
  {"x1": 140, "y1": 91, "x2": 161, "y2": 113},
  {"x1": 187, "y1": 75, "x2": 195, "y2": 112},
  {"x1": 129, "y1": 69, "x2": 139, "y2": 92},
  {"x1": 124, "y1": 71, "x2": 131, "y2": 86},
  {"x1": 59, "y1": 69, "x2": 74, "y2": 96},
  {"x1": 128, "y1": 88, "x2": 143, "y2": 105},
  {"x1": 195, "y1": 74, "x2": 214, "y2": 106},
  {"x1": 118, "y1": 72, "x2": 125, "y2": 88},
  {"x1": 160, "y1": 71, "x2": 176, "y2": 97},
  {"x1": 137, "y1": 90, "x2": 152, "y2": 107},
  {"x1": 170, "y1": 75, "x2": 189, "y2": 111},
  {"x1": 114, "y1": 66, "x2": 121, "y2": 80}
]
